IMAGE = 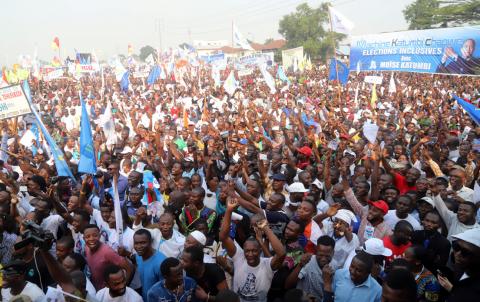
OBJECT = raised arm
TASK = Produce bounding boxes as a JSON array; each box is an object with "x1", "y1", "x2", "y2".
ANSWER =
[
  {"x1": 256, "y1": 218, "x2": 286, "y2": 270},
  {"x1": 219, "y1": 198, "x2": 238, "y2": 258}
]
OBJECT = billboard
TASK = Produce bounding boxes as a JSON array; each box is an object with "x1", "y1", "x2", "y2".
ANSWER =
[
  {"x1": 0, "y1": 85, "x2": 32, "y2": 120},
  {"x1": 350, "y1": 26, "x2": 480, "y2": 76}
]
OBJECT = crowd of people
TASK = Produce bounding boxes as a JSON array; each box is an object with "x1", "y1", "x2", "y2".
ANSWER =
[{"x1": 0, "y1": 61, "x2": 479, "y2": 302}]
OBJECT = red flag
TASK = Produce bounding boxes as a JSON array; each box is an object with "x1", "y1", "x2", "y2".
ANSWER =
[{"x1": 51, "y1": 37, "x2": 60, "y2": 51}]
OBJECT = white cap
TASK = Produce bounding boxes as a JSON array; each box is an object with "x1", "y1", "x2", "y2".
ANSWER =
[
  {"x1": 189, "y1": 230, "x2": 207, "y2": 246},
  {"x1": 452, "y1": 228, "x2": 480, "y2": 248},
  {"x1": 419, "y1": 197, "x2": 435, "y2": 208},
  {"x1": 362, "y1": 238, "x2": 392, "y2": 256},
  {"x1": 311, "y1": 179, "x2": 323, "y2": 190},
  {"x1": 287, "y1": 182, "x2": 308, "y2": 193},
  {"x1": 120, "y1": 146, "x2": 133, "y2": 154},
  {"x1": 334, "y1": 209, "x2": 357, "y2": 226}
]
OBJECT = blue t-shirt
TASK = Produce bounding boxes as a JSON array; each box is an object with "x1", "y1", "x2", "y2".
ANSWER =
[
  {"x1": 147, "y1": 276, "x2": 197, "y2": 302},
  {"x1": 136, "y1": 251, "x2": 167, "y2": 301}
]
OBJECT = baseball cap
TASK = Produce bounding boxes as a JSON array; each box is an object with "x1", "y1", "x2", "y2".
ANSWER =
[
  {"x1": 311, "y1": 179, "x2": 324, "y2": 190},
  {"x1": 368, "y1": 200, "x2": 389, "y2": 215},
  {"x1": 451, "y1": 228, "x2": 480, "y2": 248},
  {"x1": 361, "y1": 238, "x2": 393, "y2": 257},
  {"x1": 418, "y1": 197, "x2": 435, "y2": 207},
  {"x1": 287, "y1": 182, "x2": 308, "y2": 193},
  {"x1": 297, "y1": 146, "x2": 312, "y2": 157},
  {"x1": 271, "y1": 173, "x2": 287, "y2": 181},
  {"x1": 2, "y1": 259, "x2": 26, "y2": 275}
]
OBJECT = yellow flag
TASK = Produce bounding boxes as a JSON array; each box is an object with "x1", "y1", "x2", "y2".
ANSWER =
[{"x1": 371, "y1": 84, "x2": 377, "y2": 109}]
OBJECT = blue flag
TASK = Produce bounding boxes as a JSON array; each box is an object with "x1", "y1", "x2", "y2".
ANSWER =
[
  {"x1": 78, "y1": 93, "x2": 97, "y2": 175},
  {"x1": 142, "y1": 170, "x2": 162, "y2": 205},
  {"x1": 120, "y1": 71, "x2": 129, "y2": 92},
  {"x1": 22, "y1": 81, "x2": 76, "y2": 181},
  {"x1": 276, "y1": 66, "x2": 290, "y2": 84},
  {"x1": 454, "y1": 94, "x2": 480, "y2": 125},
  {"x1": 147, "y1": 65, "x2": 161, "y2": 86},
  {"x1": 328, "y1": 58, "x2": 349, "y2": 85}
]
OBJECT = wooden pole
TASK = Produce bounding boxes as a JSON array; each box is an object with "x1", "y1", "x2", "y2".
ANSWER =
[{"x1": 328, "y1": 7, "x2": 342, "y2": 104}]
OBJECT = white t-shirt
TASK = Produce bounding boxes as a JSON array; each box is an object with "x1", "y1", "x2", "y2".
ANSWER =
[
  {"x1": 384, "y1": 210, "x2": 422, "y2": 231},
  {"x1": 107, "y1": 227, "x2": 135, "y2": 253},
  {"x1": 232, "y1": 247, "x2": 274, "y2": 302},
  {"x1": 95, "y1": 286, "x2": 143, "y2": 302},
  {"x1": 41, "y1": 214, "x2": 65, "y2": 239},
  {"x1": 1, "y1": 281, "x2": 45, "y2": 302}
]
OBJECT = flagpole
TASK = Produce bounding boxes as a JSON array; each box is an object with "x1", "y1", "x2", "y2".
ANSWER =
[
  {"x1": 328, "y1": 7, "x2": 342, "y2": 104},
  {"x1": 231, "y1": 20, "x2": 234, "y2": 47}
]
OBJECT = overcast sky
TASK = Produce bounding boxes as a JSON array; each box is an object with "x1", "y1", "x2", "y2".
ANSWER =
[{"x1": 0, "y1": 0, "x2": 414, "y2": 65}]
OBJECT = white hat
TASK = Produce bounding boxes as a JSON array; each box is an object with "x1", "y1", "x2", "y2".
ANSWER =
[
  {"x1": 311, "y1": 179, "x2": 324, "y2": 190},
  {"x1": 120, "y1": 146, "x2": 133, "y2": 154},
  {"x1": 287, "y1": 182, "x2": 308, "y2": 193},
  {"x1": 334, "y1": 209, "x2": 357, "y2": 226},
  {"x1": 362, "y1": 238, "x2": 392, "y2": 256},
  {"x1": 190, "y1": 230, "x2": 207, "y2": 246},
  {"x1": 452, "y1": 228, "x2": 480, "y2": 248},
  {"x1": 419, "y1": 197, "x2": 435, "y2": 208},
  {"x1": 343, "y1": 149, "x2": 356, "y2": 158}
]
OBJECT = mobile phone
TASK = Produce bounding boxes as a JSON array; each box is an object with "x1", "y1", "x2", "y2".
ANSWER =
[
  {"x1": 19, "y1": 186, "x2": 28, "y2": 192},
  {"x1": 436, "y1": 269, "x2": 444, "y2": 277},
  {"x1": 259, "y1": 154, "x2": 267, "y2": 161}
]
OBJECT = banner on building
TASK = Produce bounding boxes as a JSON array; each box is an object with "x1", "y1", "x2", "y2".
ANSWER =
[
  {"x1": 43, "y1": 68, "x2": 65, "y2": 81},
  {"x1": 0, "y1": 85, "x2": 32, "y2": 120},
  {"x1": 350, "y1": 26, "x2": 480, "y2": 76},
  {"x1": 282, "y1": 47, "x2": 304, "y2": 71}
]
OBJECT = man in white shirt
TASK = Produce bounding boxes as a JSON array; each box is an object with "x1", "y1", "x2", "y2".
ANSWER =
[
  {"x1": 96, "y1": 264, "x2": 142, "y2": 302},
  {"x1": 384, "y1": 195, "x2": 422, "y2": 231},
  {"x1": 1, "y1": 260, "x2": 45, "y2": 302}
]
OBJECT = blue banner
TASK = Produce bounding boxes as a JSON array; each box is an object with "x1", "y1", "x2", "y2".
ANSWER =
[
  {"x1": 200, "y1": 53, "x2": 225, "y2": 64},
  {"x1": 350, "y1": 26, "x2": 480, "y2": 76},
  {"x1": 78, "y1": 93, "x2": 97, "y2": 175},
  {"x1": 454, "y1": 94, "x2": 480, "y2": 125},
  {"x1": 329, "y1": 58, "x2": 349, "y2": 85}
]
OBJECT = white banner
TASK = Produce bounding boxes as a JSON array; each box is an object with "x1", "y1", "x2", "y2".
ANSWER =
[
  {"x1": 0, "y1": 85, "x2": 32, "y2": 120},
  {"x1": 133, "y1": 71, "x2": 150, "y2": 78},
  {"x1": 282, "y1": 47, "x2": 304, "y2": 70},
  {"x1": 44, "y1": 68, "x2": 64, "y2": 81},
  {"x1": 238, "y1": 68, "x2": 254, "y2": 77},
  {"x1": 364, "y1": 75, "x2": 384, "y2": 85}
]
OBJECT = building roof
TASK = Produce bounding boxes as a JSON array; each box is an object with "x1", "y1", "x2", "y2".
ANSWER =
[
  {"x1": 218, "y1": 46, "x2": 246, "y2": 54},
  {"x1": 251, "y1": 39, "x2": 286, "y2": 51}
]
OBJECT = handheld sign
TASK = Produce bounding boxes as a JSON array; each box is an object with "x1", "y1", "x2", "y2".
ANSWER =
[{"x1": 0, "y1": 84, "x2": 32, "y2": 120}]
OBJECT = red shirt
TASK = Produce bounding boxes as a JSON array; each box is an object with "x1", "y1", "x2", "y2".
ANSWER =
[
  {"x1": 85, "y1": 243, "x2": 125, "y2": 290},
  {"x1": 383, "y1": 235, "x2": 412, "y2": 265},
  {"x1": 394, "y1": 172, "x2": 416, "y2": 195}
]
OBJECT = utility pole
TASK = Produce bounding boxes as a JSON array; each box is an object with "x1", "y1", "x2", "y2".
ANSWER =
[{"x1": 156, "y1": 18, "x2": 163, "y2": 52}]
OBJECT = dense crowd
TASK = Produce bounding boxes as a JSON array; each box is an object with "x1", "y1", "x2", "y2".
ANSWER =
[{"x1": 0, "y1": 63, "x2": 479, "y2": 302}]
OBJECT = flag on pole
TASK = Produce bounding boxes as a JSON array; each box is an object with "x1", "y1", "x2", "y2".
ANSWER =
[
  {"x1": 223, "y1": 70, "x2": 238, "y2": 96},
  {"x1": 454, "y1": 95, "x2": 480, "y2": 125},
  {"x1": 78, "y1": 93, "x2": 97, "y2": 175},
  {"x1": 260, "y1": 65, "x2": 276, "y2": 94},
  {"x1": 127, "y1": 44, "x2": 133, "y2": 56},
  {"x1": 212, "y1": 67, "x2": 221, "y2": 87},
  {"x1": 23, "y1": 81, "x2": 76, "y2": 180},
  {"x1": 145, "y1": 53, "x2": 155, "y2": 65},
  {"x1": 232, "y1": 23, "x2": 254, "y2": 51},
  {"x1": 371, "y1": 84, "x2": 378, "y2": 108},
  {"x1": 276, "y1": 66, "x2": 290, "y2": 84},
  {"x1": 120, "y1": 71, "x2": 129, "y2": 92},
  {"x1": 389, "y1": 72, "x2": 397, "y2": 94},
  {"x1": 51, "y1": 37, "x2": 60, "y2": 51},
  {"x1": 112, "y1": 177, "x2": 123, "y2": 247},
  {"x1": 147, "y1": 65, "x2": 162, "y2": 86},
  {"x1": 328, "y1": 58, "x2": 349, "y2": 85},
  {"x1": 329, "y1": 7, "x2": 354, "y2": 34}
]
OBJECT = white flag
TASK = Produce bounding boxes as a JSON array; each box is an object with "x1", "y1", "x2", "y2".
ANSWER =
[
  {"x1": 212, "y1": 67, "x2": 221, "y2": 87},
  {"x1": 223, "y1": 70, "x2": 238, "y2": 96},
  {"x1": 101, "y1": 100, "x2": 117, "y2": 147},
  {"x1": 145, "y1": 53, "x2": 155, "y2": 65},
  {"x1": 260, "y1": 65, "x2": 276, "y2": 94},
  {"x1": 112, "y1": 177, "x2": 123, "y2": 248},
  {"x1": 389, "y1": 72, "x2": 397, "y2": 94},
  {"x1": 232, "y1": 23, "x2": 254, "y2": 51},
  {"x1": 363, "y1": 123, "x2": 379, "y2": 144},
  {"x1": 329, "y1": 7, "x2": 354, "y2": 34},
  {"x1": 115, "y1": 60, "x2": 127, "y2": 82}
]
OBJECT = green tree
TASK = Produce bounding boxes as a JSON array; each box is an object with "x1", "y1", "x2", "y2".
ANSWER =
[
  {"x1": 404, "y1": 0, "x2": 480, "y2": 29},
  {"x1": 139, "y1": 45, "x2": 157, "y2": 61},
  {"x1": 278, "y1": 3, "x2": 343, "y2": 61}
]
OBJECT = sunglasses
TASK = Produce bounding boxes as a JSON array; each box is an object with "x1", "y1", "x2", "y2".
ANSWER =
[{"x1": 452, "y1": 241, "x2": 475, "y2": 258}]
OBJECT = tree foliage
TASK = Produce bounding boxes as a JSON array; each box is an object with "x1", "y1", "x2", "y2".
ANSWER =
[
  {"x1": 404, "y1": 0, "x2": 480, "y2": 30},
  {"x1": 139, "y1": 45, "x2": 157, "y2": 61},
  {"x1": 278, "y1": 3, "x2": 344, "y2": 61}
]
